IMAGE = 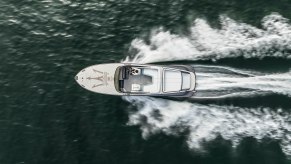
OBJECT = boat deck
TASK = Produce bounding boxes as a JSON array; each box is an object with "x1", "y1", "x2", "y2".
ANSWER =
[
  {"x1": 119, "y1": 66, "x2": 160, "y2": 93},
  {"x1": 123, "y1": 73, "x2": 152, "y2": 92}
]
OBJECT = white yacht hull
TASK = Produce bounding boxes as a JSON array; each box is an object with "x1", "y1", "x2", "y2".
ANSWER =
[{"x1": 75, "y1": 63, "x2": 196, "y2": 97}]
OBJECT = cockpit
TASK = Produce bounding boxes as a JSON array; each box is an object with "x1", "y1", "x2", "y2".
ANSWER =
[{"x1": 115, "y1": 66, "x2": 160, "y2": 93}]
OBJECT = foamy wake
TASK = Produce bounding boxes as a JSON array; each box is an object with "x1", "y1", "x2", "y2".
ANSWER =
[
  {"x1": 125, "y1": 96, "x2": 291, "y2": 156},
  {"x1": 122, "y1": 13, "x2": 291, "y2": 157},
  {"x1": 123, "y1": 13, "x2": 291, "y2": 63},
  {"x1": 194, "y1": 65, "x2": 291, "y2": 98}
]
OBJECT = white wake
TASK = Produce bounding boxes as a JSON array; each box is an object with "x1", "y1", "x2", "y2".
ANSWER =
[
  {"x1": 122, "y1": 13, "x2": 291, "y2": 156},
  {"x1": 124, "y1": 13, "x2": 291, "y2": 63},
  {"x1": 125, "y1": 96, "x2": 291, "y2": 156},
  {"x1": 194, "y1": 65, "x2": 291, "y2": 98}
]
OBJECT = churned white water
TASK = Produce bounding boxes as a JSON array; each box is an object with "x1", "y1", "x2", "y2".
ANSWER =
[
  {"x1": 123, "y1": 13, "x2": 291, "y2": 63},
  {"x1": 123, "y1": 13, "x2": 291, "y2": 156},
  {"x1": 125, "y1": 96, "x2": 291, "y2": 156},
  {"x1": 193, "y1": 65, "x2": 291, "y2": 98}
]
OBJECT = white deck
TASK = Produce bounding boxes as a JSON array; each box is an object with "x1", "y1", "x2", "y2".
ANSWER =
[{"x1": 142, "y1": 68, "x2": 159, "y2": 93}]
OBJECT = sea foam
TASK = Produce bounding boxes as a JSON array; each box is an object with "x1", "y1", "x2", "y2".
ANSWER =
[
  {"x1": 125, "y1": 96, "x2": 291, "y2": 156},
  {"x1": 123, "y1": 13, "x2": 291, "y2": 63},
  {"x1": 122, "y1": 13, "x2": 291, "y2": 156}
]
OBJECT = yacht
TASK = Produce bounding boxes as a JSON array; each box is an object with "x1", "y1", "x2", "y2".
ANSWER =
[{"x1": 75, "y1": 63, "x2": 196, "y2": 97}]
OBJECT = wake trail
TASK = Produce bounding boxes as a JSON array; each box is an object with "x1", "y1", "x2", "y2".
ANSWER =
[
  {"x1": 193, "y1": 65, "x2": 291, "y2": 98},
  {"x1": 122, "y1": 13, "x2": 291, "y2": 157},
  {"x1": 125, "y1": 96, "x2": 291, "y2": 156},
  {"x1": 123, "y1": 13, "x2": 291, "y2": 63}
]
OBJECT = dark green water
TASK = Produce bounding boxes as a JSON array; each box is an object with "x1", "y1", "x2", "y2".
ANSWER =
[{"x1": 1, "y1": 0, "x2": 291, "y2": 164}]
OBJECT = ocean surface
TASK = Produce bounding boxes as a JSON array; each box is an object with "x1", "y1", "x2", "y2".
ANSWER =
[{"x1": 1, "y1": 0, "x2": 291, "y2": 164}]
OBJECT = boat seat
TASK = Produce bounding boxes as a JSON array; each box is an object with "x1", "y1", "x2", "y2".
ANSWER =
[
  {"x1": 119, "y1": 80, "x2": 124, "y2": 89},
  {"x1": 142, "y1": 68, "x2": 159, "y2": 93},
  {"x1": 121, "y1": 67, "x2": 129, "y2": 79}
]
